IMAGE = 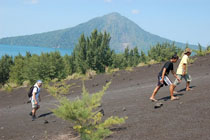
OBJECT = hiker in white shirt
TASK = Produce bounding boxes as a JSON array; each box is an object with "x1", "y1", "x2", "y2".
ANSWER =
[{"x1": 30, "y1": 80, "x2": 42, "y2": 121}]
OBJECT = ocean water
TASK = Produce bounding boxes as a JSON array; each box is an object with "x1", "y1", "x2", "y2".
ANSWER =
[{"x1": 0, "y1": 44, "x2": 73, "y2": 58}]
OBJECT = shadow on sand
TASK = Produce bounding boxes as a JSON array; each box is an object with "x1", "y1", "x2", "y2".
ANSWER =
[
  {"x1": 107, "y1": 127, "x2": 127, "y2": 139},
  {"x1": 38, "y1": 112, "x2": 53, "y2": 118},
  {"x1": 158, "y1": 93, "x2": 184, "y2": 101},
  {"x1": 158, "y1": 86, "x2": 196, "y2": 101},
  {"x1": 177, "y1": 86, "x2": 196, "y2": 93}
]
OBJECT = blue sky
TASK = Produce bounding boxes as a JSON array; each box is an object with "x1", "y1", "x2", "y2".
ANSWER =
[{"x1": 0, "y1": 0, "x2": 210, "y2": 47}]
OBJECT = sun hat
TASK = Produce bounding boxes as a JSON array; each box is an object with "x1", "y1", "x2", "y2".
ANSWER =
[{"x1": 184, "y1": 48, "x2": 192, "y2": 54}]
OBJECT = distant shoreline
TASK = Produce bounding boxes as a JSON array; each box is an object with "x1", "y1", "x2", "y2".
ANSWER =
[{"x1": 0, "y1": 44, "x2": 72, "y2": 57}]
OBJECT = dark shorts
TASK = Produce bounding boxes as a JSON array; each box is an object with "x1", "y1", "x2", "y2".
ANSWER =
[{"x1": 157, "y1": 75, "x2": 172, "y2": 87}]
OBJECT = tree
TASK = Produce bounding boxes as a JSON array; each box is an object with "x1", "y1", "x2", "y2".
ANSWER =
[
  {"x1": 128, "y1": 49, "x2": 134, "y2": 67},
  {"x1": 185, "y1": 43, "x2": 189, "y2": 49},
  {"x1": 198, "y1": 43, "x2": 202, "y2": 53},
  {"x1": 97, "y1": 31, "x2": 112, "y2": 72},
  {"x1": 194, "y1": 43, "x2": 205, "y2": 56},
  {"x1": 74, "y1": 29, "x2": 113, "y2": 73},
  {"x1": 9, "y1": 54, "x2": 26, "y2": 85},
  {"x1": 0, "y1": 55, "x2": 14, "y2": 85},
  {"x1": 111, "y1": 53, "x2": 124, "y2": 69},
  {"x1": 38, "y1": 51, "x2": 65, "y2": 82},
  {"x1": 148, "y1": 42, "x2": 181, "y2": 62},
  {"x1": 63, "y1": 55, "x2": 75, "y2": 76},
  {"x1": 25, "y1": 54, "x2": 40, "y2": 84},
  {"x1": 140, "y1": 50, "x2": 147, "y2": 63},
  {"x1": 133, "y1": 47, "x2": 140, "y2": 66},
  {"x1": 207, "y1": 45, "x2": 210, "y2": 51},
  {"x1": 38, "y1": 53, "x2": 53, "y2": 81},
  {"x1": 88, "y1": 29, "x2": 99, "y2": 71},
  {"x1": 74, "y1": 34, "x2": 88, "y2": 74},
  {"x1": 86, "y1": 37, "x2": 95, "y2": 70},
  {"x1": 122, "y1": 47, "x2": 129, "y2": 67},
  {"x1": 49, "y1": 51, "x2": 66, "y2": 80}
]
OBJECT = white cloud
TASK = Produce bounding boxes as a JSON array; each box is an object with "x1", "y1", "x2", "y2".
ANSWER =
[
  {"x1": 131, "y1": 9, "x2": 139, "y2": 14},
  {"x1": 24, "y1": 0, "x2": 39, "y2": 5},
  {"x1": 31, "y1": 0, "x2": 39, "y2": 4},
  {"x1": 104, "y1": 0, "x2": 112, "y2": 3}
]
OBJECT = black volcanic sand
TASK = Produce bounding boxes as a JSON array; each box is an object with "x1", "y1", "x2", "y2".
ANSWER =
[{"x1": 1, "y1": 54, "x2": 210, "y2": 140}]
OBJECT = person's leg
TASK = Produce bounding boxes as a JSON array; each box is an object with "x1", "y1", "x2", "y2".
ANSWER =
[
  {"x1": 170, "y1": 84, "x2": 179, "y2": 100},
  {"x1": 186, "y1": 82, "x2": 191, "y2": 91},
  {"x1": 32, "y1": 108, "x2": 36, "y2": 116},
  {"x1": 173, "y1": 80, "x2": 178, "y2": 94},
  {"x1": 150, "y1": 85, "x2": 161, "y2": 101},
  {"x1": 150, "y1": 76, "x2": 163, "y2": 101},
  {"x1": 31, "y1": 103, "x2": 39, "y2": 121},
  {"x1": 32, "y1": 105, "x2": 40, "y2": 116},
  {"x1": 31, "y1": 101, "x2": 35, "y2": 116},
  {"x1": 173, "y1": 85, "x2": 177, "y2": 93},
  {"x1": 163, "y1": 76, "x2": 179, "y2": 100},
  {"x1": 184, "y1": 74, "x2": 192, "y2": 91},
  {"x1": 173, "y1": 75, "x2": 182, "y2": 92},
  {"x1": 31, "y1": 108, "x2": 37, "y2": 121}
]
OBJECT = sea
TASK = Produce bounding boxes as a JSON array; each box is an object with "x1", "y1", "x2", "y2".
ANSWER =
[{"x1": 0, "y1": 44, "x2": 73, "y2": 58}]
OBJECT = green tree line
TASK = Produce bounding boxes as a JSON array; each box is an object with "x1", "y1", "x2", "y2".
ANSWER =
[{"x1": 1, "y1": 29, "x2": 206, "y2": 86}]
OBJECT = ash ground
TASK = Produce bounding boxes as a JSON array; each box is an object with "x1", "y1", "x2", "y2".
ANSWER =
[{"x1": 1, "y1": 54, "x2": 210, "y2": 140}]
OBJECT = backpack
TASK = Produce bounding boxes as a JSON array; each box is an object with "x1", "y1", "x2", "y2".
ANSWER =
[{"x1": 28, "y1": 86, "x2": 38, "y2": 98}]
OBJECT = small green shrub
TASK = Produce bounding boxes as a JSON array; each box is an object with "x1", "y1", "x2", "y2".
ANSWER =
[
  {"x1": 105, "y1": 67, "x2": 120, "y2": 74},
  {"x1": 189, "y1": 58, "x2": 197, "y2": 64},
  {"x1": 2, "y1": 84, "x2": 14, "y2": 92},
  {"x1": 52, "y1": 82, "x2": 126, "y2": 140},
  {"x1": 45, "y1": 80, "x2": 74, "y2": 97},
  {"x1": 22, "y1": 80, "x2": 30, "y2": 87},
  {"x1": 86, "y1": 69, "x2": 97, "y2": 79},
  {"x1": 193, "y1": 43, "x2": 206, "y2": 56},
  {"x1": 125, "y1": 67, "x2": 133, "y2": 71},
  {"x1": 65, "y1": 73, "x2": 86, "y2": 81}
]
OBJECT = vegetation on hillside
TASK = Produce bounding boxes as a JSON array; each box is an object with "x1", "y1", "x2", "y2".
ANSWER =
[
  {"x1": 0, "y1": 29, "x2": 208, "y2": 87},
  {"x1": 193, "y1": 43, "x2": 210, "y2": 56}
]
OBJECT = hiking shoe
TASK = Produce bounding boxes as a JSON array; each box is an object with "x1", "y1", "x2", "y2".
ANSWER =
[
  {"x1": 29, "y1": 112, "x2": 32, "y2": 116},
  {"x1": 27, "y1": 100, "x2": 31, "y2": 104},
  {"x1": 32, "y1": 115, "x2": 36, "y2": 121}
]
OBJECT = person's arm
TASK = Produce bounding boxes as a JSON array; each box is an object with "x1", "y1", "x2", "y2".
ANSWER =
[
  {"x1": 182, "y1": 64, "x2": 187, "y2": 76},
  {"x1": 160, "y1": 68, "x2": 166, "y2": 83},
  {"x1": 171, "y1": 70, "x2": 181, "y2": 82},
  {"x1": 182, "y1": 55, "x2": 187, "y2": 76},
  {"x1": 32, "y1": 91, "x2": 38, "y2": 104},
  {"x1": 39, "y1": 94, "x2": 41, "y2": 102}
]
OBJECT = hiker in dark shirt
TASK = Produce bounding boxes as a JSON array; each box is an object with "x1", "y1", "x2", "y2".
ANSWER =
[{"x1": 150, "y1": 55, "x2": 181, "y2": 101}]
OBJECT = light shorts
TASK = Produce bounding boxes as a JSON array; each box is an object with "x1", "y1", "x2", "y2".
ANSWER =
[
  {"x1": 31, "y1": 99, "x2": 39, "y2": 109},
  {"x1": 174, "y1": 74, "x2": 192, "y2": 86},
  {"x1": 157, "y1": 75, "x2": 172, "y2": 87}
]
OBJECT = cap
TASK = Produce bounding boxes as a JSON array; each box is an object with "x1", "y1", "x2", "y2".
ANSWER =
[
  {"x1": 37, "y1": 80, "x2": 42, "y2": 84},
  {"x1": 171, "y1": 54, "x2": 179, "y2": 59}
]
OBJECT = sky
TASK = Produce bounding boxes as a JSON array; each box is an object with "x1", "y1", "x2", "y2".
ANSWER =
[{"x1": 0, "y1": 0, "x2": 210, "y2": 47}]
